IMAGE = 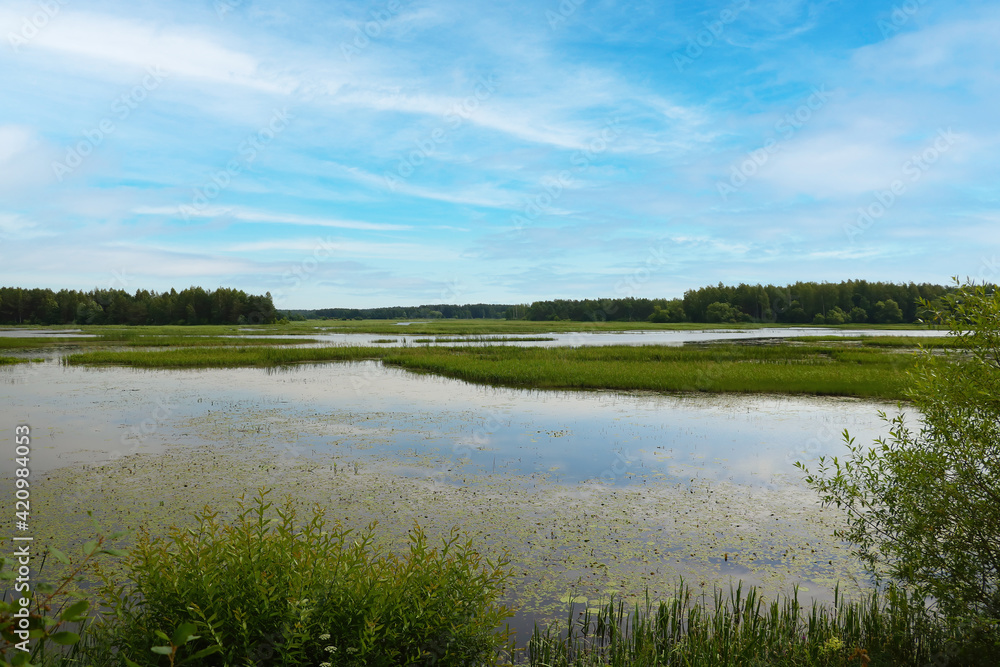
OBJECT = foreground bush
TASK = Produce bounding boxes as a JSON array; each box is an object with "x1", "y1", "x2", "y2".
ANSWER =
[
  {"x1": 799, "y1": 281, "x2": 1000, "y2": 648},
  {"x1": 1, "y1": 526, "x2": 125, "y2": 667},
  {"x1": 87, "y1": 490, "x2": 512, "y2": 666}
]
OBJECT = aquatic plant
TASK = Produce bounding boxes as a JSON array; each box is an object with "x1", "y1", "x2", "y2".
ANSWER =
[{"x1": 520, "y1": 581, "x2": 960, "y2": 666}]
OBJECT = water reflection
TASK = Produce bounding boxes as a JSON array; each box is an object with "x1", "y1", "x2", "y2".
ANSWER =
[{"x1": 1, "y1": 360, "x2": 903, "y2": 487}]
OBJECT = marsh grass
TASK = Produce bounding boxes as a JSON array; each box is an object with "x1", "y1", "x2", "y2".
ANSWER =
[
  {"x1": 0, "y1": 338, "x2": 94, "y2": 349},
  {"x1": 94, "y1": 333, "x2": 318, "y2": 347},
  {"x1": 65, "y1": 343, "x2": 917, "y2": 399},
  {"x1": 0, "y1": 334, "x2": 316, "y2": 350},
  {"x1": 790, "y1": 335, "x2": 961, "y2": 348},
  {"x1": 519, "y1": 581, "x2": 982, "y2": 666},
  {"x1": 0, "y1": 355, "x2": 28, "y2": 365}
]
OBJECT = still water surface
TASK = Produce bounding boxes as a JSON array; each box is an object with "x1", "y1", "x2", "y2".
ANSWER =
[{"x1": 0, "y1": 353, "x2": 908, "y2": 631}]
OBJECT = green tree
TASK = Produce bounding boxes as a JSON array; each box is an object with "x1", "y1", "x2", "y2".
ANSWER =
[
  {"x1": 825, "y1": 306, "x2": 847, "y2": 325},
  {"x1": 848, "y1": 305, "x2": 868, "y2": 323},
  {"x1": 873, "y1": 298, "x2": 904, "y2": 324},
  {"x1": 705, "y1": 301, "x2": 738, "y2": 323},
  {"x1": 798, "y1": 282, "x2": 1000, "y2": 628}
]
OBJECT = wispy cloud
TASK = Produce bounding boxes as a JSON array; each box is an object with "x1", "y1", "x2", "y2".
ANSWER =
[
  {"x1": 132, "y1": 206, "x2": 412, "y2": 232},
  {"x1": 0, "y1": 0, "x2": 995, "y2": 307}
]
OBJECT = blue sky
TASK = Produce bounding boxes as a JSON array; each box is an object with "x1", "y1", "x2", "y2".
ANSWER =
[{"x1": 1, "y1": 0, "x2": 997, "y2": 308}]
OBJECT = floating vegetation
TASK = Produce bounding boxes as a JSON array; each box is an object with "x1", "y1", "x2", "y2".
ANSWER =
[{"x1": 32, "y1": 431, "x2": 869, "y2": 641}]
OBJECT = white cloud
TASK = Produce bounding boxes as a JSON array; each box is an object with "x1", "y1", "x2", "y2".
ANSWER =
[
  {"x1": 0, "y1": 212, "x2": 55, "y2": 240},
  {"x1": 225, "y1": 238, "x2": 460, "y2": 261},
  {"x1": 0, "y1": 10, "x2": 296, "y2": 93},
  {"x1": 132, "y1": 205, "x2": 411, "y2": 231}
]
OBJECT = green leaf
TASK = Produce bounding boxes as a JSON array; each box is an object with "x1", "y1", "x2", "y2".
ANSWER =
[
  {"x1": 59, "y1": 599, "x2": 89, "y2": 622},
  {"x1": 151, "y1": 646, "x2": 173, "y2": 655},
  {"x1": 123, "y1": 657, "x2": 143, "y2": 667},
  {"x1": 49, "y1": 631, "x2": 80, "y2": 645},
  {"x1": 171, "y1": 622, "x2": 199, "y2": 646},
  {"x1": 179, "y1": 645, "x2": 223, "y2": 664},
  {"x1": 49, "y1": 546, "x2": 71, "y2": 565},
  {"x1": 82, "y1": 540, "x2": 98, "y2": 556},
  {"x1": 101, "y1": 548, "x2": 129, "y2": 557},
  {"x1": 154, "y1": 630, "x2": 170, "y2": 642}
]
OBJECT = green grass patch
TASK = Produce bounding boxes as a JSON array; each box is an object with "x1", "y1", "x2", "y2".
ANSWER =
[
  {"x1": 65, "y1": 342, "x2": 919, "y2": 399},
  {"x1": 790, "y1": 335, "x2": 961, "y2": 348},
  {"x1": 0, "y1": 355, "x2": 28, "y2": 365},
  {"x1": 66, "y1": 345, "x2": 376, "y2": 368},
  {"x1": 0, "y1": 333, "x2": 317, "y2": 349},
  {"x1": 93, "y1": 333, "x2": 318, "y2": 347},
  {"x1": 0, "y1": 337, "x2": 97, "y2": 349},
  {"x1": 378, "y1": 344, "x2": 914, "y2": 400}
]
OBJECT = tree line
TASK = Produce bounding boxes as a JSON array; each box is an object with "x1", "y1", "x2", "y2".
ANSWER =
[
  {"x1": 518, "y1": 281, "x2": 956, "y2": 324},
  {"x1": 294, "y1": 303, "x2": 510, "y2": 320},
  {"x1": 0, "y1": 287, "x2": 277, "y2": 325},
  {"x1": 0, "y1": 280, "x2": 968, "y2": 326}
]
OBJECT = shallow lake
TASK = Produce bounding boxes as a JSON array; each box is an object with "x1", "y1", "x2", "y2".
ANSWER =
[{"x1": 0, "y1": 354, "x2": 911, "y2": 636}]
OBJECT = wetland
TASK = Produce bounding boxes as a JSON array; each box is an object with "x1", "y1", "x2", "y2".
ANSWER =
[{"x1": 0, "y1": 323, "x2": 941, "y2": 643}]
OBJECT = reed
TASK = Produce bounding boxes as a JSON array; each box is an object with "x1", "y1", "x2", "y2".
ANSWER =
[{"x1": 518, "y1": 580, "x2": 983, "y2": 666}]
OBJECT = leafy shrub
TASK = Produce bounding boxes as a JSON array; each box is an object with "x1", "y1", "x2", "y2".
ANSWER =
[
  {"x1": 1, "y1": 521, "x2": 126, "y2": 667},
  {"x1": 799, "y1": 281, "x2": 1000, "y2": 657},
  {"x1": 88, "y1": 490, "x2": 512, "y2": 666}
]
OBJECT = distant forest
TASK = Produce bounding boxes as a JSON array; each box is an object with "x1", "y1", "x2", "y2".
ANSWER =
[
  {"x1": 0, "y1": 280, "x2": 964, "y2": 326},
  {"x1": 0, "y1": 287, "x2": 277, "y2": 325},
  {"x1": 299, "y1": 303, "x2": 511, "y2": 321},
  {"x1": 293, "y1": 281, "x2": 958, "y2": 325},
  {"x1": 519, "y1": 280, "x2": 955, "y2": 324}
]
